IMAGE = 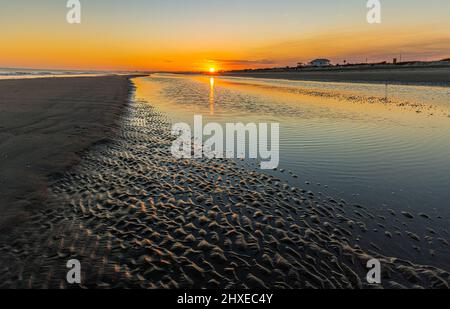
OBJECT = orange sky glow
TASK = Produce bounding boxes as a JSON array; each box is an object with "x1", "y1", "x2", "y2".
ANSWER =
[{"x1": 0, "y1": 1, "x2": 449, "y2": 72}]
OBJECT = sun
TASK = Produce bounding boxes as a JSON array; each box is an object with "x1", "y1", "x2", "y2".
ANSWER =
[{"x1": 209, "y1": 67, "x2": 216, "y2": 73}]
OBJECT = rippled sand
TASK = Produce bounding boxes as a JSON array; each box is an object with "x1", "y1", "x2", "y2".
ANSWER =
[
  {"x1": 0, "y1": 86, "x2": 449, "y2": 289},
  {"x1": 0, "y1": 76, "x2": 133, "y2": 228}
]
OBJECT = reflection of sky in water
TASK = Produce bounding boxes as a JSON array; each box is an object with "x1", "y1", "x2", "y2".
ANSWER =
[{"x1": 134, "y1": 74, "x2": 450, "y2": 218}]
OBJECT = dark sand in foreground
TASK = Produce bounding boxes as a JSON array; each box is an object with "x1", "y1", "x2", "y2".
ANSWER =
[
  {"x1": 0, "y1": 76, "x2": 134, "y2": 228},
  {"x1": 223, "y1": 67, "x2": 450, "y2": 85}
]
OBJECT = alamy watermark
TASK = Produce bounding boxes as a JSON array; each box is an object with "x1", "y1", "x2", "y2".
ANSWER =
[
  {"x1": 65, "y1": 1, "x2": 380, "y2": 25},
  {"x1": 66, "y1": 259, "x2": 81, "y2": 284},
  {"x1": 367, "y1": 0, "x2": 381, "y2": 24},
  {"x1": 366, "y1": 258, "x2": 382, "y2": 284},
  {"x1": 64, "y1": 1, "x2": 380, "y2": 25},
  {"x1": 171, "y1": 115, "x2": 280, "y2": 170},
  {"x1": 66, "y1": 0, "x2": 81, "y2": 24}
]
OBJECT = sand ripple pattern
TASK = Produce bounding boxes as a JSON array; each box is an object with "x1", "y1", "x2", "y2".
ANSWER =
[{"x1": 0, "y1": 98, "x2": 449, "y2": 289}]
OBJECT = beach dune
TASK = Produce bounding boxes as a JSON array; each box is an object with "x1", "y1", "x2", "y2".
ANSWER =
[{"x1": 0, "y1": 76, "x2": 134, "y2": 229}]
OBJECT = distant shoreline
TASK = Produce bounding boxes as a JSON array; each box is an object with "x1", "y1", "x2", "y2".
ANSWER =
[{"x1": 221, "y1": 66, "x2": 450, "y2": 86}]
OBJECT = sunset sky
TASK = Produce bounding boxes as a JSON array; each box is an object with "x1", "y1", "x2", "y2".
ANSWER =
[{"x1": 1, "y1": 0, "x2": 449, "y2": 72}]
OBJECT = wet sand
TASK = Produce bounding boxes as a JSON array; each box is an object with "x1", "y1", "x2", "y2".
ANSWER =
[
  {"x1": 222, "y1": 67, "x2": 450, "y2": 85},
  {"x1": 0, "y1": 76, "x2": 138, "y2": 229},
  {"x1": 0, "y1": 83, "x2": 448, "y2": 289}
]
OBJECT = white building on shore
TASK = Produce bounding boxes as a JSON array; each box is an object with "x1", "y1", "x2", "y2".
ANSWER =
[{"x1": 309, "y1": 59, "x2": 331, "y2": 67}]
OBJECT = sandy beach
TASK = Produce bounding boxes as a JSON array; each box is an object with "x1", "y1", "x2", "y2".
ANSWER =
[
  {"x1": 0, "y1": 76, "x2": 448, "y2": 289},
  {"x1": 0, "y1": 76, "x2": 137, "y2": 229},
  {"x1": 2, "y1": 0, "x2": 450, "y2": 294},
  {"x1": 222, "y1": 67, "x2": 450, "y2": 85}
]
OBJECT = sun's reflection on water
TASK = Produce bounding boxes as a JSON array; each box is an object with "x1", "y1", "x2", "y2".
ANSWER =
[{"x1": 209, "y1": 77, "x2": 215, "y2": 115}]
